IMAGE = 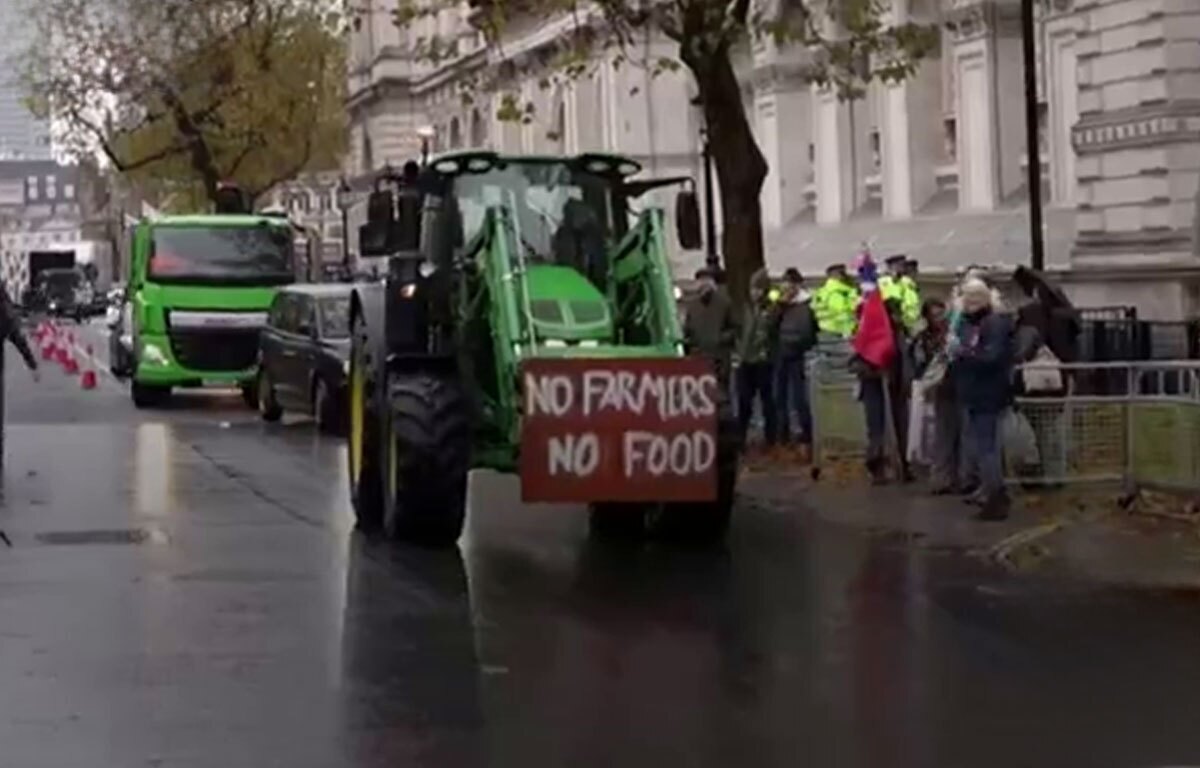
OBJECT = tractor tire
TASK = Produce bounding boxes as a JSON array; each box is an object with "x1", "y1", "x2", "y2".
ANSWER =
[
  {"x1": 257, "y1": 369, "x2": 282, "y2": 422},
  {"x1": 381, "y1": 373, "x2": 469, "y2": 547},
  {"x1": 131, "y1": 381, "x2": 170, "y2": 409},
  {"x1": 587, "y1": 503, "x2": 647, "y2": 541},
  {"x1": 650, "y1": 417, "x2": 740, "y2": 544},
  {"x1": 348, "y1": 311, "x2": 384, "y2": 530}
]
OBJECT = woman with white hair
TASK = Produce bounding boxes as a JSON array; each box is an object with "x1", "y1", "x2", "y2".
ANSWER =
[{"x1": 950, "y1": 278, "x2": 1015, "y2": 520}]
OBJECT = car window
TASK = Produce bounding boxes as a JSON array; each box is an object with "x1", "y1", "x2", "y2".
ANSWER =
[
  {"x1": 268, "y1": 293, "x2": 289, "y2": 330},
  {"x1": 296, "y1": 296, "x2": 316, "y2": 335},
  {"x1": 318, "y1": 296, "x2": 351, "y2": 339}
]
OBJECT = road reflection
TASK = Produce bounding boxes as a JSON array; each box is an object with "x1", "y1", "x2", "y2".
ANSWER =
[{"x1": 338, "y1": 533, "x2": 484, "y2": 767}]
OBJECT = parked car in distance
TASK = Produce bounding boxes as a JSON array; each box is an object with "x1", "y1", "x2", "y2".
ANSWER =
[{"x1": 256, "y1": 284, "x2": 352, "y2": 435}]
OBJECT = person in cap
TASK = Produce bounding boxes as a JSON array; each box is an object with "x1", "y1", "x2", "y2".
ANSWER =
[
  {"x1": 950, "y1": 278, "x2": 1014, "y2": 520},
  {"x1": 773, "y1": 268, "x2": 816, "y2": 455},
  {"x1": 811, "y1": 263, "x2": 859, "y2": 338},
  {"x1": 683, "y1": 266, "x2": 737, "y2": 394},
  {"x1": 735, "y1": 268, "x2": 781, "y2": 448},
  {"x1": 879, "y1": 254, "x2": 920, "y2": 333}
]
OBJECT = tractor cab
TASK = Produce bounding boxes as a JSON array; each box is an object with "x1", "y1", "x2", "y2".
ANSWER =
[{"x1": 359, "y1": 151, "x2": 700, "y2": 349}]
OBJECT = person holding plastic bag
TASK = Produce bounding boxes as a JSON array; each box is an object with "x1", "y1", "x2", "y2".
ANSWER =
[
  {"x1": 950, "y1": 279, "x2": 1014, "y2": 521},
  {"x1": 911, "y1": 298, "x2": 971, "y2": 493}
]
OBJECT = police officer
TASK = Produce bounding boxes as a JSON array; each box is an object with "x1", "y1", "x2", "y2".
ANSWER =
[
  {"x1": 812, "y1": 263, "x2": 859, "y2": 338},
  {"x1": 880, "y1": 254, "x2": 920, "y2": 333}
]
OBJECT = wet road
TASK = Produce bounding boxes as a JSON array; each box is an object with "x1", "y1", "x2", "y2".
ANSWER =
[{"x1": 3, "y1": 329, "x2": 1200, "y2": 768}]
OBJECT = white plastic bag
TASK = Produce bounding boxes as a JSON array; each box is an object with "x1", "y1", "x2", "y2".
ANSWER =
[
  {"x1": 906, "y1": 382, "x2": 936, "y2": 465},
  {"x1": 1001, "y1": 408, "x2": 1041, "y2": 474}
]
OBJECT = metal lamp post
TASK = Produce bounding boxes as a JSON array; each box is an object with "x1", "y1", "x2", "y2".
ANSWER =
[
  {"x1": 416, "y1": 125, "x2": 435, "y2": 166},
  {"x1": 701, "y1": 128, "x2": 719, "y2": 270},
  {"x1": 337, "y1": 178, "x2": 351, "y2": 275},
  {"x1": 1021, "y1": 0, "x2": 1046, "y2": 271}
]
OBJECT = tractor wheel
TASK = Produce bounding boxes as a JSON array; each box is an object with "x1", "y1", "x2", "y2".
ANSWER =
[
  {"x1": 650, "y1": 418, "x2": 740, "y2": 544},
  {"x1": 348, "y1": 311, "x2": 384, "y2": 530},
  {"x1": 381, "y1": 373, "x2": 470, "y2": 547},
  {"x1": 587, "y1": 503, "x2": 647, "y2": 541}
]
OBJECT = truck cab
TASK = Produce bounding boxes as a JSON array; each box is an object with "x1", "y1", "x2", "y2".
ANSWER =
[{"x1": 127, "y1": 213, "x2": 295, "y2": 408}]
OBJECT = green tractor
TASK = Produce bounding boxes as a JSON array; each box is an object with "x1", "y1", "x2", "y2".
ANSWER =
[{"x1": 347, "y1": 151, "x2": 740, "y2": 546}]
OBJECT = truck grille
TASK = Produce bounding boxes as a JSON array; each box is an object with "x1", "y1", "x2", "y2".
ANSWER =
[{"x1": 168, "y1": 329, "x2": 260, "y2": 372}]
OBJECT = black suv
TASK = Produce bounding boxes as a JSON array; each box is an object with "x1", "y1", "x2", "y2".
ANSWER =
[{"x1": 257, "y1": 284, "x2": 352, "y2": 434}]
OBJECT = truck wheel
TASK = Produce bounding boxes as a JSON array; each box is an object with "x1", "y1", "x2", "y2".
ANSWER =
[
  {"x1": 587, "y1": 503, "x2": 647, "y2": 540},
  {"x1": 257, "y1": 370, "x2": 282, "y2": 422},
  {"x1": 131, "y1": 381, "x2": 169, "y2": 409},
  {"x1": 348, "y1": 311, "x2": 383, "y2": 530},
  {"x1": 381, "y1": 373, "x2": 469, "y2": 547},
  {"x1": 240, "y1": 381, "x2": 258, "y2": 410},
  {"x1": 313, "y1": 378, "x2": 342, "y2": 436}
]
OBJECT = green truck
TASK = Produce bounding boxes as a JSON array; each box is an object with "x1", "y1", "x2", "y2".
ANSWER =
[{"x1": 125, "y1": 210, "x2": 295, "y2": 408}]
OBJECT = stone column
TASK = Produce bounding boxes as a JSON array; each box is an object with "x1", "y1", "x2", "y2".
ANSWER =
[
  {"x1": 1043, "y1": 0, "x2": 1080, "y2": 206},
  {"x1": 1072, "y1": 0, "x2": 1200, "y2": 268},
  {"x1": 945, "y1": 0, "x2": 1025, "y2": 212},
  {"x1": 813, "y1": 86, "x2": 856, "y2": 224},
  {"x1": 754, "y1": 65, "x2": 813, "y2": 229},
  {"x1": 877, "y1": 0, "x2": 943, "y2": 219}
]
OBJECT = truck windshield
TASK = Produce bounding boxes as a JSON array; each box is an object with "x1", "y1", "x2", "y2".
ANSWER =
[{"x1": 150, "y1": 226, "x2": 293, "y2": 284}]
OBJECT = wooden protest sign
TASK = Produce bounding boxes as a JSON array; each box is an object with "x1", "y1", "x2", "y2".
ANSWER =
[{"x1": 519, "y1": 357, "x2": 719, "y2": 503}]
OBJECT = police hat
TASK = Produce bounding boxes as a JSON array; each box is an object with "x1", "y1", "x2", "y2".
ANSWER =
[
  {"x1": 885, "y1": 254, "x2": 907, "y2": 267},
  {"x1": 783, "y1": 267, "x2": 803, "y2": 284},
  {"x1": 826, "y1": 263, "x2": 847, "y2": 276},
  {"x1": 905, "y1": 258, "x2": 919, "y2": 272}
]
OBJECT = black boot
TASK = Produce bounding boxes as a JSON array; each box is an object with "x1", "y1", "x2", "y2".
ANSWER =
[{"x1": 975, "y1": 492, "x2": 1011, "y2": 521}]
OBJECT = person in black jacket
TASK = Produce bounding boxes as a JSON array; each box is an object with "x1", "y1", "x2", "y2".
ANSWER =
[
  {"x1": 0, "y1": 283, "x2": 37, "y2": 379},
  {"x1": 773, "y1": 268, "x2": 817, "y2": 453}
]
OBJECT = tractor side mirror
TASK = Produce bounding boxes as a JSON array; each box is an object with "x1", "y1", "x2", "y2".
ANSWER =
[
  {"x1": 359, "y1": 190, "x2": 395, "y2": 257},
  {"x1": 675, "y1": 189, "x2": 702, "y2": 251}
]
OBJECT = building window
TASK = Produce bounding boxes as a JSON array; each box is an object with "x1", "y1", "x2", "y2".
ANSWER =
[
  {"x1": 869, "y1": 130, "x2": 881, "y2": 172},
  {"x1": 943, "y1": 118, "x2": 957, "y2": 163},
  {"x1": 64, "y1": 184, "x2": 75, "y2": 200},
  {"x1": 26, "y1": 176, "x2": 37, "y2": 200},
  {"x1": 45, "y1": 175, "x2": 56, "y2": 199}
]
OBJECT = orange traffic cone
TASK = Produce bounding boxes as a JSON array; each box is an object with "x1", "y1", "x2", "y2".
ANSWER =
[{"x1": 80, "y1": 346, "x2": 97, "y2": 390}]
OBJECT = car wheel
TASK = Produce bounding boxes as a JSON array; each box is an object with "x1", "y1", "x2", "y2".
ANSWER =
[{"x1": 258, "y1": 369, "x2": 283, "y2": 422}]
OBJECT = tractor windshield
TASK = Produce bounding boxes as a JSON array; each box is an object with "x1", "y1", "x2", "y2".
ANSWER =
[{"x1": 451, "y1": 161, "x2": 614, "y2": 269}]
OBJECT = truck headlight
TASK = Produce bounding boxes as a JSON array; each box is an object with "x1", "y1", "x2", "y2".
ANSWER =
[{"x1": 142, "y1": 343, "x2": 168, "y2": 365}]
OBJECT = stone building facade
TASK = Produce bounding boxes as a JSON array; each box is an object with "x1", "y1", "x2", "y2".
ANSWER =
[{"x1": 345, "y1": 0, "x2": 1200, "y2": 318}]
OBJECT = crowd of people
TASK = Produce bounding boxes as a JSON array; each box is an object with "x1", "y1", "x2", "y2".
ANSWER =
[{"x1": 682, "y1": 254, "x2": 1079, "y2": 523}]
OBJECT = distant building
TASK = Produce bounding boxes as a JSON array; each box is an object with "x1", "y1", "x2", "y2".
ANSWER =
[
  {"x1": 261, "y1": 172, "x2": 351, "y2": 277},
  {"x1": 346, "y1": 0, "x2": 1200, "y2": 318},
  {"x1": 0, "y1": 160, "x2": 91, "y2": 299}
]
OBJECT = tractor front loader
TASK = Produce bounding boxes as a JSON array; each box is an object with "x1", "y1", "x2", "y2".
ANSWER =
[{"x1": 347, "y1": 151, "x2": 740, "y2": 547}]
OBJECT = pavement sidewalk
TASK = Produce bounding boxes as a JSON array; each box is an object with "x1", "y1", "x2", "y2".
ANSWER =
[{"x1": 739, "y1": 464, "x2": 1200, "y2": 590}]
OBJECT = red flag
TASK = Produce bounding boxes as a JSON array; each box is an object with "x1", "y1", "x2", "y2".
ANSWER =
[{"x1": 853, "y1": 290, "x2": 896, "y2": 369}]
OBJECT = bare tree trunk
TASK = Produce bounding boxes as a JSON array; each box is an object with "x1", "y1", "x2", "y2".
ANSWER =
[{"x1": 684, "y1": 47, "x2": 768, "y2": 305}]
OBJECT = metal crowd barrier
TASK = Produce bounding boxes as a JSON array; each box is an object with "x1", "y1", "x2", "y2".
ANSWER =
[
  {"x1": 1007, "y1": 360, "x2": 1200, "y2": 494},
  {"x1": 807, "y1": 336, "x2": 868, "y2": 475}
]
